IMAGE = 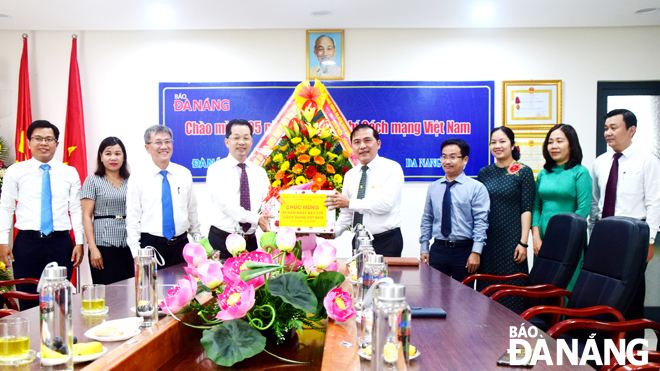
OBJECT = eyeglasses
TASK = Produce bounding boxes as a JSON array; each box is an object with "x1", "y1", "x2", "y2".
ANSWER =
[
  {"x1": 30, "y1": 136, "x2": 57, "y2": 144},
  {"x1": 441, "y1": 155, "x2": 464, "y2": 161},
  {"x1": 228, "y1": 136, "x2": 251, "y2": 142},
  {"x1": 147, "y1": 140, "x2": 173, "y2": 146}
]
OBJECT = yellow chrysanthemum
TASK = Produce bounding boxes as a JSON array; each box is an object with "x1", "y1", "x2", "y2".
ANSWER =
[
  {"x1": 271, "y1": 145, "x2": 279, "y2": 151},
  {"x1": 327, "y1": 153, "x2": 338, "y2": 159},
  {"x1": 309, "y1": 148, "x2": 321, "y2": 157},
  {"x1": 273, "y1": 153, "x2": 283, "y2": 162},
  {"x1": 272, "y1": 180, "x2": 281, "y2": 187},
  {"x1": 280, "y1": 144, "x2": 289, "y2": 151},
  {"x1": 291, "y1": 137, "x2": 302, "y2": 144},
  {"x1": 280, "y1": 162, "x2": 290, "y2": 171},
  {"x1": 295, "y1": 176, "x2": 307, "y2": 185},
  {"x1": 334, "y1": 174, "x2": 343, "y2": 184},
  {"x1": 342, "y1": 150, "x2": 350, "y2": 158}
]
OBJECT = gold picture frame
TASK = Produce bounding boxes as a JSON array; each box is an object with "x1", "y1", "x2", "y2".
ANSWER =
[
  {"x1": 502, "y1": 80, "x2": 562, "y2": 130},
  {"x1": 306, "y1": 30, "x2": 344, "y2": 80},
  {"x1": 513, "y1": 131, "x2": 548, "y2": 177}
]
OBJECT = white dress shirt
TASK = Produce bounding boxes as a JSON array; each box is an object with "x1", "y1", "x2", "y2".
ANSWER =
[
  {"x1": 126, "y1": 161, "x2": 201, "y2": 257},
  {"x1": 335, "y1": 155, "x2": 404, "y2": 236},
  {"x1": 589, "y1": 143, "x2": 660, "y2": 239},
  {"x1": 0, "y1": 158, "x2": 83, "y2": 244},
  {"x1": 206, "y1": 155, "x2": 270, "y2": 234}
]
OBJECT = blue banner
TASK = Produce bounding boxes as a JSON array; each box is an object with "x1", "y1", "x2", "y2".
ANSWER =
[{"x1": 159, "y1": 81, "x2": 494, "y2": 182}]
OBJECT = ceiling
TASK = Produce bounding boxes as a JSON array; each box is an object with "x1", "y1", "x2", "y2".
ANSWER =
[{"x1": 0, "y1": 0, "x2": 659, "y2": 31}]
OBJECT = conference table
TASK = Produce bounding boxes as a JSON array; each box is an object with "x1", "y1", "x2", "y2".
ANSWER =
[{"x1": 3, "y1": 261, "x2": 592, "y2": 370}]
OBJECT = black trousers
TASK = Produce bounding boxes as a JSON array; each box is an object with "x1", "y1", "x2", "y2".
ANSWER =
[
  {"x1": 140, "y1": 233, "x2": 188, "y2": 269},
  {"x1": 13, "y1": 230, "x2": 74, "y2": 310},
  {"x1": 429, "y1": 240, "x2": 473, "y2": 283},
  {"x1": 89, "y1": 245, "x2": 135, "y2": 285},
  {"x1": 208, "y1": 227, "x2": 258, "y2": 260},
  {"x1": 353, "y1": 228, "x2": 404, "y2": 257}
]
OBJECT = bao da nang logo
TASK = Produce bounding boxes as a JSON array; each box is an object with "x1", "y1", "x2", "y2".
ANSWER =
[{"x1": 509, "y1": 324, "x2": 649, "y2": 366}]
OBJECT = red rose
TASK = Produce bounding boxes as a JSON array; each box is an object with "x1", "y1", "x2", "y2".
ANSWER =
[
  {"x1": 342, "y1": 166, "x2": 349, "y2": 175},
  {"x1": 286, "y1": 152, "x2": 296, "y2": 160},
  {"x1": 321, "y1": 181, "x2": 333, "y2": 190},
  {"x1": 305, "y1": 166, "x2": 317, "y2": 178},
  {"x1": 270, "y1": 165, "x2": 277, "y2": 171},
  {"x1": 300, "y1": 125, "x2": 309, "y2": 137},
  {"x1": 507, "y1": 163, "x2": 522, "y2": 175},
  {"x1": 325, "y1": 142, "x2": 332, "y2": 149}
]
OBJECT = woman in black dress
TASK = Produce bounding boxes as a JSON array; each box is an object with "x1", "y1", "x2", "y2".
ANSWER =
[{"x1": 476, "y1": 127, "x2": 535, "y2": 312}]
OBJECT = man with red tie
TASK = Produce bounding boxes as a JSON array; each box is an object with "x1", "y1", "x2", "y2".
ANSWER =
[{"x1": 589, "y1": 109, "x2": 660, "y2": 343}]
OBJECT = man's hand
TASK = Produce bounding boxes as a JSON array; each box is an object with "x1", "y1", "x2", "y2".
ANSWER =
[
  {"x1": 71, "y1": 244, "x2": 84, "y2": 267},
  {"x1": 89, "y1": 245, "x2": 104, "y2": 270},
  {"x1": 513, "y1": 244, "x2": 527, "y2": 264},
  {"x1": 258, "y1": 215, "x2": 272, "y2": 232},
  {"x1": 0, "y1": 244, "x2": 13, "y2": 267},
  {"x1": 648, "y1": 244, "x2": 655, "y2": 263},
  {"x1": 466, "y1": 252, "x2": 480, "y2": 274},
  {"x1": 420, "y1": 253, "x2": 429, "y2": 265},
  {"x1": 324, "y1": 191, "x2": 350, "y2": 211}
]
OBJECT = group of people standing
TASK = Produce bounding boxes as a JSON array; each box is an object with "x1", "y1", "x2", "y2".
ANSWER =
[{"x1": 420, "y1": 109, "x2": 659, "y2": 343}]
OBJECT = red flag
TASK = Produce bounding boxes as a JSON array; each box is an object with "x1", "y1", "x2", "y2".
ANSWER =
[
  {"x1": 64, "y1": 36, "x2": 87, "y2": 288},
  {"x1": 15, "y1": 35, "x2": 32, "y2": 162},
  {"x1": 63, "y1": 36, "x2": 87, "y2": 184}
]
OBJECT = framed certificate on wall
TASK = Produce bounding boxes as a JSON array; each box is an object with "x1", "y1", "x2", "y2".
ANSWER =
[
  {"x1": 503, "y1": 80, "x2": 562, "y2": 130},
  {"x1": 513, "y1": 131, "x2": 548, "y2": 178}
]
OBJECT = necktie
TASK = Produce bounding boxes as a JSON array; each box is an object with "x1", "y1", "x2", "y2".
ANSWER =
[
  {"x1": 602, "y1": 152, "x2": 623, "y2": 219},
  {"x1": 352, "y1": 165, "x2": 369, "y2": 227},
  {"x1": 238, "y1": 163, "x2": 251, "y2": 233},
  {"x1": 441, "y1": 181, "x2": 457, "y2": 238},
  {"x1": 160, "y1": 170, "x2": 175, "y2": 240},
  {"x1": 40, "y1": 164, "x2": 53, "y2": 236}
]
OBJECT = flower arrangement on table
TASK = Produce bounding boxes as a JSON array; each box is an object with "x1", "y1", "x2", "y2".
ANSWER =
[
  {"x1": 263, "y1": 81, "x2": 353, "y2": 192},
  {"x1": 159, "y1": 227, "x2": 356, "y2": 367}
]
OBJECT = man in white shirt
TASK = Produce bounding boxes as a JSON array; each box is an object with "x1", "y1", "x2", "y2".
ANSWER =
[
  {"x1": 589, "y1": 108, "x2": 660, "y2": 343},
  {"x1": 0, "y1": 120, "x2": 83, "y2": 307},
  {"x1": 126, "y1": 125, "x2": 201, "y2": 268},
  {"x1": 308, "y1": 35, "x2": 342, "y2": 78},
  {"x1": 206, "y1": 119, "x2": 271, "y2": 259},
  {"x1": 325, "y1": 124, "x2": 405, "y2": 257}
]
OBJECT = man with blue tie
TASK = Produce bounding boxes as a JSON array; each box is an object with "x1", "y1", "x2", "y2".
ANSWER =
[
  {"x1": 420, "y1": 139, "x2": 490, "y2": 282},
  {"x1": 126, "y1": 125, "x2": 201, "y2": 268},
  {"x1": 0, "y1": 120, "x2": 84, "y2": 307}
]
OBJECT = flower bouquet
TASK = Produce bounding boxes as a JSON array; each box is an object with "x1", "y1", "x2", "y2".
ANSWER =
[
  {"x1": 160, "y1": 227, "x2": 356, "y2": 367},
  {"x1": 263, "y1": 81, "x2": 353, "y2": 192}
]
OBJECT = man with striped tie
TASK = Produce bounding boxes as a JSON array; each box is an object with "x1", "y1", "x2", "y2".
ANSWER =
[
  {"x1": 126, "y1": 125, "x2": 201, "y2": 268},
  {"x1": 0, "y1": 120, "x2": 84, "y2": 308},
  {"x1": 326, "y1": 124, "x2": 405, "y2": 257}
]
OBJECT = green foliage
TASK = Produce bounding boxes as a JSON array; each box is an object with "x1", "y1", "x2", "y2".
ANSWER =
[
  {"x1": 308, "y1": 271, "x2": 345, "y2": 317},
  {"x1": 201, "y1": 319, "x2": 266, "y2": 367},
  {"x1": 199, "y1": 237, "x2": 214, "y2": 257},
  {"x1": 268, "y1": 272, "x2": 317, "y2": 313}
]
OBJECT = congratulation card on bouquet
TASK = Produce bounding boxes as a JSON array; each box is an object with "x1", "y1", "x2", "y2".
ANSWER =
[{"x1": 268, "y1": 190, "x2": 336, "y2": 233}]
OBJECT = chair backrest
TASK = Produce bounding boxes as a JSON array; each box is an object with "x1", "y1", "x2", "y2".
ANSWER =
[
  {"x1": 526, "y1": 213, "x2": 587, "y2": 288},
  {"x1": 569, "y1": 216, "x2": 648, "y2": 314}
]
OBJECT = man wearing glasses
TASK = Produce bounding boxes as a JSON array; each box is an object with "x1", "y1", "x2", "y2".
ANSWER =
[
  {"x1": 206, "y1": 119, "x2": 271, "y2": 259},
  {"x1": 0, "y1": 120, "x2": 84, "y2": 308},
  {"x1": 126, "y1": 125, "x2": 201, "y2": 268},
  {"x1": 419, "y1": 139, "x2": 489, "y2": 282}
]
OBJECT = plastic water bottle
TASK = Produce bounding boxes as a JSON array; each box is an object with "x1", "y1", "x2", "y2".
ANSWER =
[
  {"x1": 135, "y1": 248, "x2": 158, "y2": 327},
  {"x1": 39, "y1": 263, "x2": 73, "y2": 370},
  {"x1": 359, "y1": 254, "x2": 387, "y2": 348},
  {"x1": 371, "y1": 283, "x2": 411, "y2": 371}
]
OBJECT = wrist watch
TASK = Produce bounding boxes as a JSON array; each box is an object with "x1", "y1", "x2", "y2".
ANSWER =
[{"x1": 650, "y1": 237, "x2": 655, "y2": 245}]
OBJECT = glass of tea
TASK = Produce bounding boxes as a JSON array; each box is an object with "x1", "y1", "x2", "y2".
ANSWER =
[
  {"x1": 0, "y1": 318, "x2": 32, "y2": 365},
  {"x1": 81, "y1": 284, "x2": 107, "y2": 316}
]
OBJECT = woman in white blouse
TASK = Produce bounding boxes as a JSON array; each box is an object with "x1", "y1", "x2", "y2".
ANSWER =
[{"x1": 82, "y1": 137, "x2": 132, "y2": 284}]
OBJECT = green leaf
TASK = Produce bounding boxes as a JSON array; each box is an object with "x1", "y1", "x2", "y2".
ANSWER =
[
  {"x1": 240, "y1": 266, "x2": 282, "y2": 282},
  {"x1": 199, "y1": 237, "x2": 214, "y2": 257},
  {"x1": 244, "y1": 261, "x2": 281, "y2": 269},
  {"x1": 201, "y1": 319, "x2": 266, "y2": 367},
  {"x1": 196, "y1": 283, "x2": 212, "y2": 295},
  {"x1": 309, "y1": 271, "x2": 345, "y2": 317},
  {"x1": 292, "y1": 240, "x2": 303, "y2": 261},
  {"x1": 268, "y1": 272, "x2": 317, "y2": 313}
]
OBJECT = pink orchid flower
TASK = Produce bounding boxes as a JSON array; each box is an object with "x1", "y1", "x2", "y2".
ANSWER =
[
  {"x1": 183, "y1": 242, "x2": 207, "y2": 267},
  {"x1": 276, "y1": 227, "x2": 297, "y2": 252},
  {"x1": 216, "y1": 280, "x2": 255, "y2": 321},
  {"x1": 159, "y1": 275, "x2": 197, "y2": 315},
  {"x1": 323, "y1": 287, "x2": 356, "y2": 322},
  {"x1": 197, "y1": 259, "x2": 224, "y2": 289},
  {"x1": 226, "y1": 233, "x2": 247, "y2": 256},
  {"x1": 222, "y1": 251, "x2": 274, "y2": 288}
]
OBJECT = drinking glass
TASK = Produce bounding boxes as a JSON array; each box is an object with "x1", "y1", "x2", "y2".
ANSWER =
[
  {"x1": 0, "y1": 318, "x2": 32, "y2": 365},
  {"x1": 81, "y1": 284, "x2": 107, "y2": 315}
]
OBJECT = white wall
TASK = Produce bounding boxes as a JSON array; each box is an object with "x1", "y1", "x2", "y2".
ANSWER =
[{"x1": 1, "y1": 27, "x2": 659, "y2": 267}]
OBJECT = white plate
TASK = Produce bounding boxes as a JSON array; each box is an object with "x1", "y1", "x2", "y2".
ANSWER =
[
  {"x1": 37, "y1": 353, "x2": 71, "y2": 366},
  {"x1": 357, "y1": 347, "x2": 420, "y2": 361},
  {"x1": 84, "y1": 327, "x2": 140, "y2": 342},
  {"x1": 73, "y1": 346, "x2": 107, "y2": 364}
]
